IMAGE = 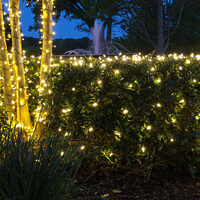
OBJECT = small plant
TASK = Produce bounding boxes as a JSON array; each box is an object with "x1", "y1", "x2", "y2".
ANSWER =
[{"x1": 0, "y1": 123, "x2": 83, "y2": 200}]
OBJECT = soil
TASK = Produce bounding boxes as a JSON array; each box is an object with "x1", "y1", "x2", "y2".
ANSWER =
[{"x1": 76, "y1": 171, "x2": 200, "y2": 200}]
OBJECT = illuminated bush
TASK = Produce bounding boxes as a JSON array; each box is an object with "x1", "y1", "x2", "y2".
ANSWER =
[{"x1": 46, "y1": 54, "x2": 200, "y2": 176}]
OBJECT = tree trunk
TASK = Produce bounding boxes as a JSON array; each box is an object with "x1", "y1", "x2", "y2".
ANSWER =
[
  {"x1": 9, "y1": 0, "x2": 32, "y2": 129},
  {"x1": 156, "y1": 0, "x2": 165, "y2": 54},
  {"x1": 106, "y1": 20, "x2": 112, "y2": 45},
  {"x1": 34, "y1": 0, "x2": 53, "y2": 134},
  {"x1": 0, "y1": 0, "x2": 15, "y2": 120},
  {"x1": 40, "y1": 0, "x2": 53, "y2": 87}
]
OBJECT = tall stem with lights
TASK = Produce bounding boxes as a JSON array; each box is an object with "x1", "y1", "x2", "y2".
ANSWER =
[
  {"x1": 0, "y1": 0, "x2": 15, "y2": 120},
  {"x1": 40, "y1": 0, "x2": 53, "y2": 88},
  {"x1": 34, "y1": 0, "x2": 53, "y2": 134},
  {"x1": 9, "y1": 0, "x2": 32, "y2": 129}
]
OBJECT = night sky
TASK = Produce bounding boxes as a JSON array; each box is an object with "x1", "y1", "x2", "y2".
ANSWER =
[{"x1": 19, "y1": 1, "x2": 123, "y2": 39}]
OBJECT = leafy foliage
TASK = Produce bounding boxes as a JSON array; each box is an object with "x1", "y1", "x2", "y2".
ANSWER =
[
  {"x1": 0, "y1": 124, "x2": 84, "y2": 200},
  {"x1": 46, "y1": 55, "x2": 200, "y2": 177}
]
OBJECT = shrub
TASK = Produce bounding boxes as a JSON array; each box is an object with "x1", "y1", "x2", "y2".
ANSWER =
[
  {"x1": 46, "y1": 54, "x2": 200, "y2": 177},
  {"x1": 0, "y1": 124, "x2": 84, "y2": 200}
]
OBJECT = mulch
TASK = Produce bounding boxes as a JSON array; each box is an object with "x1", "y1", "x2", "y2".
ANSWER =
[{"x1": 76, "y1": 171, "x2": 200, "y2": 200}]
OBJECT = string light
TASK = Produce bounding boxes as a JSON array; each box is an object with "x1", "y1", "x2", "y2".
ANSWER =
[
  {"x1": 80, "y1": 145, "x2": 85, "y2": 150},
  {"x1": 147, "y1": 125, "x2": 152, "y2": 130},
  {"x1": 92, "y1": 102, "x2": 98, "y2": 107},
  {"x1": 141, "y1": 146, "x2": 146, "y2": 152}
]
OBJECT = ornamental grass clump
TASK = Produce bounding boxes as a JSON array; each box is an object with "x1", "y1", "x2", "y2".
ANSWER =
[{"x1": 0, "y1": 122, "x2": 83, "y2": 200}]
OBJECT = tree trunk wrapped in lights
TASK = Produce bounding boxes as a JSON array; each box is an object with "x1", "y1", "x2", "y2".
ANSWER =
[
  {"x1": 34, "y1": 0, "x2": 53, "y2": 133},
  {"x1": 9, "y1": 0, "x2": 32, "y2": 129},
  {"x1": 40, "y1": 0, "x2": 53, "y2": 88},
  {"x1": 0, "y1": 0, "x2": 15, "y2": 120}
]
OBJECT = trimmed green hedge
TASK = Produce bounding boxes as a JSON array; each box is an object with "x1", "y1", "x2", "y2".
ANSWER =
[{"x1": 46, "y1": 54, "x2": 200, "y2": 177}]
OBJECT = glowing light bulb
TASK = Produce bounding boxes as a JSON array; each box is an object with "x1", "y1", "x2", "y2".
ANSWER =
[
  {"x1": 97, "y1": 80, "x2": 102, "y2": 84},
  {"x1": 147, "y1": 125, "x2": 152, "y2": 130},
  {"x1": 141, "y1": 146, "x2": 146, "y2": 152},
  {"x1": 156, "y1": 103, "x2": 162, "y2": 108},
  {"x1": 114, "y1": 69, "x2": 120, "y2": 74},
  {"x1": 89, "y1": 127, "x2": 93, "y2": 132},
  {"x1": 64, "y1": 132, "x2": 69, "y2": 137},
  {"x1": 80, "y1": 146, "x2": 85, "y2": 150},
  {"x1": 185, "y1": 60, "x2": 190, "y2": 64},
  {"x1": 123, "y1": 109, "x2": 128, "y2": 114},
  {"x1": 92, "y1": 102, "x2": 98, "y2": 107},
  {"x1": 157, "y1": 78, "x2": 161, "y2": 83}
]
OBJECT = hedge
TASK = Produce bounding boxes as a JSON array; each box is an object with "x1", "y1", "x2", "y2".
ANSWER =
[{"x1": 46, "y1": 54, "x2": 200, "y2": 177}]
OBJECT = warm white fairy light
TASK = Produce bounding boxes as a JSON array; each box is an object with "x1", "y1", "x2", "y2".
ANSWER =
[
  {"x1": 92, "y1": 102, "x2": 98, "y2": 107},
  {"x1": 123, "y1": 109, "x2": 128, "y2": 114},
  {"x1": 185, "y1": 59, "x2": 190, "y2": 64},
  {"x1": 141, "y1": 146, "x2": 146, "y2": 153},
  {"x1": 147, "y1": 125, "x2": 152, "y2": 130},
  {"x1": 89, "y1": 127, "x2": 93, "y2": 132},
  {"x1": 64, "y1": 132, "x2": 69, "y2": 137},
  {"x1": 80, "y1": 145, "x2": 85, "y2": 150},
  {"x1": 157, "y1": 78, "x2": 161, "y2": 83},
  {"x1": 156, "y1": 103, "x2": 162, "y2": 108},
  {"x1": 97, "y1": 80, "x2": 102, "y2": 85},
  {"x1": 114, "y1": 69, "x2": 120, "y2": 74},
  {"x1": 180, "y1": 99, "x2": 185, "y2": 103},
  {"x1": 62, "y1": 108, "x2": 71, "y2": 114}
]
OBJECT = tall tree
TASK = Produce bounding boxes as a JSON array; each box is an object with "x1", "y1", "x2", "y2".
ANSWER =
[
  {"x1": 40, "y1": 0, "x2": 53, "y2": 88},
  {"x1": 120, "y1": 0, "x2": 185, "y2": 54},
  {"x1": 9, "y1": 0, "x2": 32, "y2": 128},
  {"x1": 0, "y1": 0, "x2": 54, "y2": 135},
  {"x1": 35, "y1": 0, "x2": 54, "y2": 133},
  {"x1": 94, "y1": 0, "x2": 121, "y2": 44},
  {"x1": 0, "y1": 0, "x2": 15, "y2": 121},
  {"x1": 29, "y1": 0, "x2": 121, "y2": 45}
]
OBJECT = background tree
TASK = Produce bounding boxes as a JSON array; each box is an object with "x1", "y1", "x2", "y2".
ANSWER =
[
  {"x1": 92, "y1": 0, "x2": 121, "y2": 44},
  {"x1": 120, "y1": 0, "x2": 185, "y2": 54},
  {"x1": 29, "y1": 0, "x2": 121, "y2": 45},
  {"x1": 169, "y1": 0, "x2": 200, "y2": 53}
]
